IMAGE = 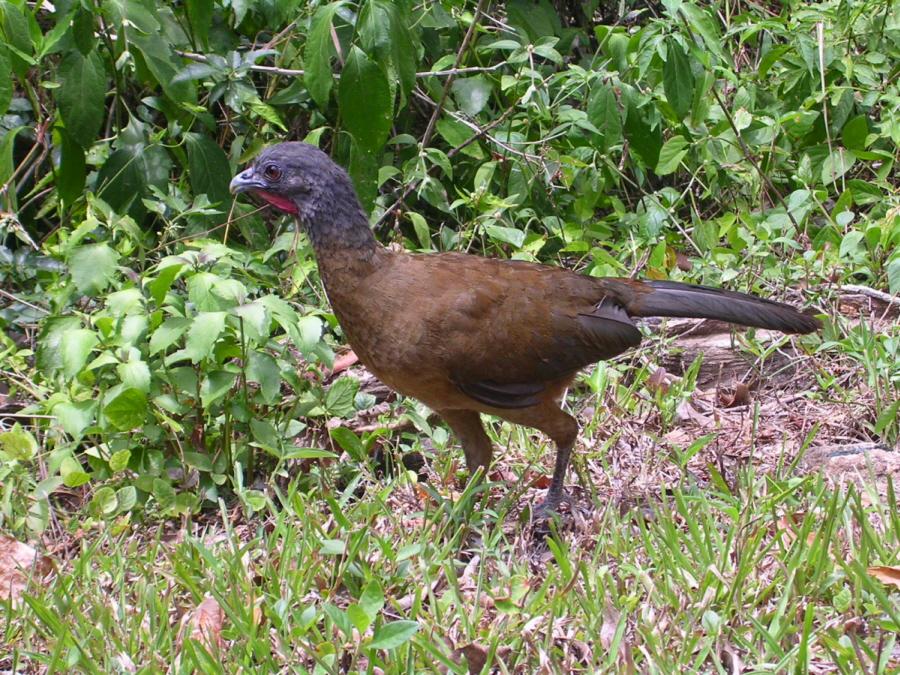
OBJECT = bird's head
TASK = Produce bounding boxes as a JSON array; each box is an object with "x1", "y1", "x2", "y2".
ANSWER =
[{"x1": 229, "y1": 142, "x2": 374, "y2": 251}]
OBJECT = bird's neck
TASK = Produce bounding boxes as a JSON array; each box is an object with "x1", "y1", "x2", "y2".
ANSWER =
[{"x1": 300, "y1": 196, "x2": 384, "y2": 296}]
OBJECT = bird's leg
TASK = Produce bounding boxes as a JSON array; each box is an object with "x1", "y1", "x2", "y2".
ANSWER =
[
  {"x1": 438, "y1": 409, "x2": 493, "y2": 475},
  {"x1": 537, "y1": 440, "x2": 575, "y2": 516}
]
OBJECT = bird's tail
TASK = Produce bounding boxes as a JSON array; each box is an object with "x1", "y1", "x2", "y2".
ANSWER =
[{"x1": 603, "y1": 279, "x2": 821, "y2": 334}]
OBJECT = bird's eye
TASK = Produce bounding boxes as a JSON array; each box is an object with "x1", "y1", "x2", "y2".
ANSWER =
[{"x1": 262, "y1": 163, "x2": 282, "y2": 182}]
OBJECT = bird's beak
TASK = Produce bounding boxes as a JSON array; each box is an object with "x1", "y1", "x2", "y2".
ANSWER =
[{"x1": 229, "y1": 170, "x2": 263, "y2": 195}]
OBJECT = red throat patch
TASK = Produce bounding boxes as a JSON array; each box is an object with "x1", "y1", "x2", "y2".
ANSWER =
[{"x1": 255, "y1": 191, "x2": 299, "y2": 215}]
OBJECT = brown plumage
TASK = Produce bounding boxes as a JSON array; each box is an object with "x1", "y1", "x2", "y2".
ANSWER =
[{"x1": 230, "y1": 142, "x2": 821, "y2": 514}]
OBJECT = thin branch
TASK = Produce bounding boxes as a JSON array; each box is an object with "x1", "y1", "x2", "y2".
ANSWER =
[
  {"x1": 836, "y1": 284, "x2": 900, "y2": 307},
  {"x1": 0, "y1": 288, "x2": 49, "y2": 314},
  {"x1": 175, "y1": 51, "x2": 506, "y2": 79}
]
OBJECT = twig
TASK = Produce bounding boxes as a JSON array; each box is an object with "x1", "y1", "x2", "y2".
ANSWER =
[
  {"x1": 836, "y1": 284, "x2": 900, "y2": 307},
  {"x1": 175, "y1": 51, "x2": 506, "y2": 79},
  {"x1": 0, "y1": 288, "x2": 49, "y2": 314}
]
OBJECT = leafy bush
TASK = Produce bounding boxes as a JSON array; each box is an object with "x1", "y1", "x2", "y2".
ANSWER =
[{"x1": 0, "y1": 0, "x2": 898, "y2": 532}]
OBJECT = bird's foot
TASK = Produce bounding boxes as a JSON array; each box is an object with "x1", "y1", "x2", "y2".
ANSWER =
[{"x1": 532, "y1": 490, "x2": 574, "y2": 522}]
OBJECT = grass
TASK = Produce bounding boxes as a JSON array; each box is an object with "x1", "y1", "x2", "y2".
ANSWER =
[{"x1": 4, "y1": 403, "x2": 899, "y2": 672}]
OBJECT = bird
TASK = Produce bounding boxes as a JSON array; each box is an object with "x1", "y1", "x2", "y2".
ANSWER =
[{"x1": 229, "y1": 142, "x2": 821, "y2": 516}]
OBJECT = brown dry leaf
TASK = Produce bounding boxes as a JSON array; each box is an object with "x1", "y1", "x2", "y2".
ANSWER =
[
  {"x1": 459, "y1": 643, "x2": 489, "y2": 674},
  {"x1": 330, "y1": 350, "x2": 359, "y2": 377},
  {"x1": 867, "y1": 566, "x2": 900, "y2": 590},
  {"x1": 675, "y1": 251, "x2": 693, "y2": 272},
  {"x1": 719, "y1": 382, "x2": 751, "y2": 408},
  {"x1": 599, "y1": 603, "x2": 620, "y2": 649},
  {"x1": 776, "y1": 513, "x2": 816, "y2": 547},
  {"x1": 646, "y1": 367, "x2": 671, "y2": 395},
  {"x1": 675, "y1": 400, "x2": 714, "y2": 428},
  {"x1": 179, "y1": 595, "x2": 225, "y2": 653},
  {"x1": 0, "y1": 534, "x2": 51, "y2": 606}
]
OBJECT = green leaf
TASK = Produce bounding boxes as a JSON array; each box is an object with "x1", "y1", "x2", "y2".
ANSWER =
[
  {"x1": 663, "y1": 38, "x2": 694, "y2": 119},
  {"x1": 233, "y1": 301, "x2": 270, "y2": 342},
  {"x1": 357, "y1": 0, "x2": 416, "y2": 102},
  {"x1": 296, "y1": 315, "x2": 323, "y2": 353},
  {"x1": 201, "y1": 370, "x2": 237, "y2": 407},
  {"x1": 655, "y1": 135, "x2": 689, "y2": 175},
  {"x1": 841, "y1": 115, "x2": 868, "y2": 151},
  {"x1": 250, "y1": 418, "x2": 281, "y2": 453},
  {"x1": 325, "y1": 377, "x2": 359, "y2": 417},
  {"x1": 329, "y1": 426, "x2": 365, "y2": 461},
  {"x1": 339, "y1": 45, "x2": 393, "y2": 154},
  {"x1": 59, "y1": 130, "x2": 86, "y2": 207},
  {"x1": 369, "y1": 620, "x2": 419, "y2": 650},
  {"x1": 109, "y1": 449, "x2": 131, "y2": 472},
  {"x1": 484, "y1": 224, "x2": 525, "y2": 248},
  {"x1": 150, "y1": 317, "x2": 192, "y2": 354},
  {"x1": 116, "y1": 485, "x2": 137, "y2": 511},
  {"x1": 821, "y1": 150, "x2": 856, "y2": 185},
  {"x1": 1, "y1": 0, "x2": 33, "y2": 74},
  {"x1": 359, "y1": 580, "x2": 385, "y2": 619},
  {"x1": 60, "y1": 457, "x2": 91, "y2": 487},
  {"x1": 0, "y1": 44, "x2": 12, "y2": 115},
  {"x1": 587, "y1": 83, "x2": 622, "y2": 150},
  {"x1": 451, "y1": 76, "x2": 492, "y2": 116},
  {"x1": 117, "y1": 360, "x2": 151, "y2": 392},
  {"x1": 186, "y1": 0, "x2": 213, "y2": 48},
  {"x1": 61, "y1": 329, "x2": 99, "y2": 378},
  {"x1": 37, "y1": 316, "x2": 82, "y2": 375},
  {"x1": 69, "y1": 243, "x2": 119, "y2": 294},
  {"x1": 305, "y1": 2, "x2": 341, "y2": 109},
  {"x1": 56, "y1": 49, "x2": 107, "y2": 148},
  {"x1": 105, "y1": 388, "x2": 148, "y2": 431},
  {"x1": 53, "y1": 400, "x2": 96, "y2": 439},
  {"x1": 347, "y1": 604, "x2": 372, "y2": 633},
  {"x1": 130, "y1": 33, "x2": 196, "y2": 103},
  {"x1": 0, "y1": 423, "x2": 37, "y2": 461},
  {"x1": 184, "y1": 132, "x2": 232, "y2": 207},
  {"x1": 887, "y1": 258, "x2": 900, "y2": 296},
  {"x1": 247, "y1": 350, "x2": 280, "y2": 403},
  {"x1": 91, "y1": 486, "x2": 118, "y2": 516},
  {"x1": 0, "y1": 125, "x2": 25, "y2": 188},
  {"x1": 185, "y1": 311, "x2": 227, "y2": 362},
  {"x1": 624, "y1": 95, "x2": 662, "y2": 168}
]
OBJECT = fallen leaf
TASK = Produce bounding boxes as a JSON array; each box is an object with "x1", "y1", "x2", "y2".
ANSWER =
[
  {"x1": 0, "y1": 535, "x2": 51, "y2": 606},
  {"x1": 599, "y1": 603, "x2": 620, "y2": 649},
  {"x1": 867, "y1": 566, "x2": 900, "y2": 590},
  {"x1": 330, "y1": 350, "x2": 359, "y2": 377},
  {"x1": 719, "y1": 382, "x2": 751, "y2": 408},
  {"x1": 675, "y1": 251, "x2": 693, "y2": 272},
  {"x1": 459, "y1": 643, "x2": 489, "y2": 674},
  {"x1": 179, "y1": 595, "x2": 225, "y2": 653},
  {"x1": 646, "y1": 367, "x2": 672, "y2": 395}
]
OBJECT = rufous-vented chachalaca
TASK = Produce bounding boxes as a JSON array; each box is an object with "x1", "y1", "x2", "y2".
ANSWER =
[{"x1": 230, "y1": 142, "x2": 821, "y2": 514}]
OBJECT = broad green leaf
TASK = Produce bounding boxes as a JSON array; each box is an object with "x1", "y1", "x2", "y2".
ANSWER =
[
  {"x1": 201, "y1": 370, "x2": 237, "y2": 406},
  {"x1": 104, "y1": 387, "x2": 148, "y2": 430},
  {"x1": 247, "y1": 350, "x2": 280, "y2": 403},
  {"x1": 60, "y1": 456, "x2": 91, "y2": 487},
  {"x1": 187, "y1": 271, "x2": 222, "y2": 311},
  {"x1": 451, "y1": 76, "x2": 492, "y2": 116},
  {"x1": 233, "y1": 301, "x2": 270, "y2": 342},
  {"x1": 91, "y1": 486, "x2": 118, "y2": 516},
  {"x1": 821, "y1": 150, "x2": 856, "y2": 185},
  {"x1": 1, "y1": 0, "x2": 33, "y2": 74},
  {"x1": 130, "y1": 33, "x2": 196, "y2": 103},
  {"x1": 329, "y1": 426, "x2": 365, "y2": 461},
  {"x1": 339, "y1": 46, "x2": 392, "y2": 154},
  {"x1": 185, "y1": 311, "x2": 227, "y2": 362},
  {"x1": 117, "y1": 360, "x2": 151, "y2": 392},
  {"x1": 109, "y1": 449, "x2": 131, "y2": 472},
  {"x1": 887, "y1": 258, "x2": 900, "y2": 296},
  {"x1": 37, "y1": 316, "x2": 82, "y2": 375},
  {"x1": 587, "y1": 83, "x2": 622, "y2": 150},
  {"x1": 484, "y1": 224, "x2": 525, "y2": 248},
  {"x1": 184, "y1": 132, "x2": 231, "y2": 207},
  {"x1": 663, "y1": 38, "x2": 694, "y2": 119},
  {"x1": 347, "y1": 605, "x2": 372, "y2": 633},
  {"x1": 186, "y1": 0, "x2": 213, "y2": 48},
  {"x1": 150, "y1": 317, "x2": 192, "y2": 354},
  {"x1": 56, "y1": 49, "x2": 107, "y2": 148},
  {"x1": 359, "y1": 580, "x2": 385, "y2": 619},
  {"x1": 69, "y1": 243, "x2": 119, "y2": 294},
  {"x1": 53, "y1": 399, "x2": 96, "y2": 439},
  {"x1": 624, "y1": 94, "x2": 662, "y2": 168},
  {"x1": 0, "y1": 423, "x2": 37, "y2": 461},
  {"x1": 325, "y1": 376, "x2": 359, "y2": 417},
  {"x1": 357, "y1": 0, "x2": 416, "y2": 101},
  {"x1": 58, "y1": 130, "x2": 86, "y2": 207},
  {"x1": 62, "y1": 329, "x2": 99, "y2": 378},
  {"x1": 296, "y1": 315, "x2": 323, "y2": 353},
  {"x1": 656, "y1": 136, "x2": 689, "y2": 175},
  {"x1": 116, "y1": 485, "x2": 137, "y2": 511},
  {"x1": 369, "y1": 620, "x2": 419, "y2": 650},
  {"x1": 305, "y1": 2, "x2": 341, "y2": 109},
  {"x1": 0, "y1": 45, "x2": 11, "y2": 115},
  {"x1": 0, "y1": 125, "x2": 25, "y2": 189},
  {"x1": 841, "y1": 115, "x2": 868, "y2": 151}
]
